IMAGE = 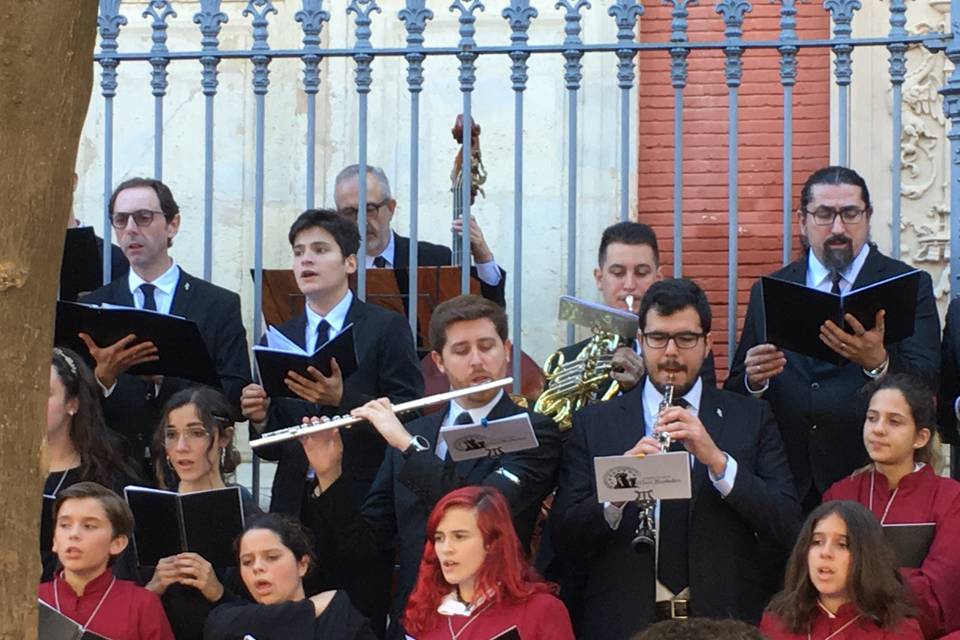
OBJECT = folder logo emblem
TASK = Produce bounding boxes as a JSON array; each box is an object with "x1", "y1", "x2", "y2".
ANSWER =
[{"x1": 604, "y1": 466, "x2": 641, "y2": 490}]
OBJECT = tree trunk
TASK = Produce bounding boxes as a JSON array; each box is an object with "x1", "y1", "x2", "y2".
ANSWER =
[{"x1": 0, "y1": 3, "x2": 97, "y2": 638}]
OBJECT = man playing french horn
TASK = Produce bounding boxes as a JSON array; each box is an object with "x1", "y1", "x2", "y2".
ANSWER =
[{"x1": 537, "y1": 223, "x2": 716, "y2": 430}]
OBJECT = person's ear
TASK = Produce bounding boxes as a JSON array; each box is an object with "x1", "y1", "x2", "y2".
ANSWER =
[
  {"x1": 298, "y1": 554, "x2": 310, "y2": 578},
  {"x1": 703, "y1": 332, "x2": 713, "y2": 355},
  {"x1": 219, "y1": 426, "x2": 235, "y2": 450},
  {"x1": 109, "y1": 534, "x2": 129, "y2": 557},
  {"x1": 593, "y1": 266, "x2": 604, "y2": 290},
  {"x1": 344, "y1": 254, "x2": 358, "y2": 275},
  {"x1": 431, "y1": 350, "x2": 446, "y2": 377},
  {"x1": 913, "y1": 427, "x2": 932, "y2": 451}
]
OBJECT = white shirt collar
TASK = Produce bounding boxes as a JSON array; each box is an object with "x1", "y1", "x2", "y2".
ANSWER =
[
  {"x1": 446, "y1": 390, "x2": 504, "y2": 426},
  {"x1": 305, "y1": 289, "x2": 353, "y2": 345},
  {"x1": 642, "y1": 377, "x2": 702, "y2": 435},
  {"x1": 128, "y1": 261, "x2": 180, "y2": 299},
  {"x1": 436, "y1": 589, "x2": 496, "y2": 617},
  {"x1": 366, "y1": 230, "x2": 396, "y2": 268},
  {"x1": 806, "y1": 242, "x2": 870, "y2": 292}
]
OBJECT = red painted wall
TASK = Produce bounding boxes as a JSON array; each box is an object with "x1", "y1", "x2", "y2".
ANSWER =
[{"x1": 636, "y1": 3, "x2": 831, "y2": 378}]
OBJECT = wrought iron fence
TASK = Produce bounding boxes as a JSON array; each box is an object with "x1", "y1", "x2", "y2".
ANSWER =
[{"x1": 92, "y1": 0, "x2": 960, "y2": 495}]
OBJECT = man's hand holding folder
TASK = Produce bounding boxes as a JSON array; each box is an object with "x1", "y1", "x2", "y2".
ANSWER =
[
  {"x1": 283, "y1": 357, "x2": 344, "y2": 406},
  {"x1": 78, "y1": 331, "x2": 159, "y2": 390}
]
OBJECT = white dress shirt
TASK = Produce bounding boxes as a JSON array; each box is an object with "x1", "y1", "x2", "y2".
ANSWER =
[
  {"x1": 367, "y1": 230, "x2": 502, "y2": 286},
  {"x1": 304, "y1": 289, "x2": 353, "y2": 353}
]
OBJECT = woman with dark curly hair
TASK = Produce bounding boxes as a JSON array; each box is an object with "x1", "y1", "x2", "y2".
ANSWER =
[
  {"x1": 403, "y1": 486, "x2": 573, "y2": 640},
  {"x1": 760, "y1": 500, "x2": 921, "y2": 639}
]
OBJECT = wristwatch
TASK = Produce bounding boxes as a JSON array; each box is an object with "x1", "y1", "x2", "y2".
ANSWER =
[
  {"x1": 863, "y1": 357, "x2": 890, "y2": 379},
  {"x1": 402, "y1": 435, "x2": 431, "y2": 459}
]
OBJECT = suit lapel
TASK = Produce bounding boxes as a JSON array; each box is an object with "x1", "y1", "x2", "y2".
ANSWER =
[
  {"x1": 169, "y1": 269, "x2": 193, "y2": 317},
  {"x1": 111, "y1": 278, "x2": 135, "y2": 307},
  {"x1": 851, "y1": 244, "x2": 886, "y2": 290},
  {"x1": 391, "y1": 235, "x2": 412, "y2": 298}
]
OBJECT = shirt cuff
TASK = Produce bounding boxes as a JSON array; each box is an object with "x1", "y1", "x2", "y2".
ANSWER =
[
  {"x1": 743, "y1": 373, "x2": 768, "y2": 397},
  {"x1": 474, "y1": 259, "x2": 502, "y2": 286},
  {"x1": 602, "y1": 501, "x2": 625, "y2": 530},
  {"x1": 97, "y1": 376, "x2": 117, "y2": 398},
  {"x1": 863, "y1": 357, "x2": 890, "y2": 379},
  {"x1": 708, "y1": 453, "x2": 737, "y2": 497}
]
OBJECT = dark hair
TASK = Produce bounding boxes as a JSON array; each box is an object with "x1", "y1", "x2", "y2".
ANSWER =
[
  {"x1": 153, "y1": 387, "x2": 240, "y2": 489},
  {"x1": 862, "y1": 373, "x2": 939, "y2": 468},
  {"x1": 428, "y1": 294, "x2": 508, "y2": 353},
  {"x1": 403, "y1": 486, "x2": 556, "y2": 635},
  {"x1": 107, "y1": 177, "x2": 180, "y2": 248},
  {"x1": 766, "y1": 500, "x2": 912, "y2": 633},
  {"x1": 234, "y1": 513, "x2": 316, "y2": 594},
  {"x1": 287, "y1": 208, "x2": 361, "y2": 258},
  {"x1": 637, "y1": 278, "x2": 711, "y2": 334},
  {"x1": 799, "y1": 166, "x2": 872, "y2": 213},
  {"x1": 598, "y1": 221, "x2": 659, "y2": 267},
  {"x1": 633, "y1": 618, "x2": 765, "y2": 640},
  {"x1": 54, "y1": 481, "x2": 134, "y2": 540},
  {"x1": 50, "y1": 347, "x2": 140, "y2": 487}
]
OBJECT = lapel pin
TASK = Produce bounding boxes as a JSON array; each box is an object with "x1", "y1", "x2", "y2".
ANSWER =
[
  {"x1": 185, "y1": 282, "x2": 190, "y2": 291},
  {"x1": 716, "y1": 408, "x2": 723, "y2": 418}
]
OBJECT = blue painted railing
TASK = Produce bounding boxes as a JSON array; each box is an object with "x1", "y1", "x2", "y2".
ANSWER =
[{"x1": 92, "y1": 0, "x2": 957, "y2": 499}]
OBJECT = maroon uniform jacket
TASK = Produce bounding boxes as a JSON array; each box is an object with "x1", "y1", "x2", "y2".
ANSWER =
[
  {"x1": 760, "y1": 605, "x2": 922, "y2": 640},
  {"x1": 824, "y1": 465, "x2": 960, "y2": 639}
]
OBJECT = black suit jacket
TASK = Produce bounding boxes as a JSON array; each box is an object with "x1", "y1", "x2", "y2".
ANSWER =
[
  {"x1": 80, "y1": 269, "x2": 251, "y2": 460},
  {"x1": 253, "y1": 297, "x2": 424, "y2": 515},
  {"x1": 725, "y1": 246, "x2": 940, "y2": 498},
  {"x1": 392, "y1": 233, "x2": 507, "y2": 307},
  {"x1": 939, "y1": 296, "x2": 960, "y2": 447},
  {"x1": 302, "y1": 394, "x2": 562, "y2": 640},
  {"x1": 551, "y1": 382, "x2": 800, "y2": 639}
]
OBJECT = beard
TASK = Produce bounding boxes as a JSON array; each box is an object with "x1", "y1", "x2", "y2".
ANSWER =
[{"x1": 821, "y1": 234, "x2": 854, "y2": 272}]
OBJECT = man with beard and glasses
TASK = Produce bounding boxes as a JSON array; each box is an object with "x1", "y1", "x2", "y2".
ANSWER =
[
  {"x1": 552, "y1": 279, "x2": 800, "y2": 639},
  {"x1": 726, "y1": 166, "x2": 940, "y2": 512}
]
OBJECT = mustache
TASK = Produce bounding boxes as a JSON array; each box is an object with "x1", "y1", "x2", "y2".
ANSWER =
[
  {"x1": 658, "y1": 361, "x2": 687, "y2": 373},
  {"x1": 824, "y1": 234, "x2": 851, "y2": 246}
]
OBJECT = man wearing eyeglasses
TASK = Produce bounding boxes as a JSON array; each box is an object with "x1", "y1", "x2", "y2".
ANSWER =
[
  {"x1": 726, "y1": 165, "x2": 940, "y2": 512},
  {"x1": 333, "y1": 164, "x2": 507, "y2": 306},
  {"x1": 78, "y1": 177, "x2": 251, "y2": 471},
  {"x1": 552, "y1": 278, "x2": 800, "y2": 638}
]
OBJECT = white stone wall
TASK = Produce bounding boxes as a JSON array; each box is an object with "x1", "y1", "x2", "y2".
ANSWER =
[{"x1": 75, "y1": 0, "x2": 639, "y2": 368}]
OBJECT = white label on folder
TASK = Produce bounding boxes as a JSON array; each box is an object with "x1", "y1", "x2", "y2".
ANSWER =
[
  {"x1": 593, "y1": 451, "x2": 692, "y2": 503},
  {"x1": 439, "y1": 413, "x2": 539, "y2": 461}
]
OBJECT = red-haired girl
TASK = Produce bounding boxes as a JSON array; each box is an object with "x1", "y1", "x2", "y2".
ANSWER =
[{"x1": 402, "y1": 486, "x2": 573, "y2": 640}]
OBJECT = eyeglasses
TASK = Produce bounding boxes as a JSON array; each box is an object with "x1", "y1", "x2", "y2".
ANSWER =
[
  {"x1": 641, "y1": 332, "x2": 705, "y2": 350},
  {"x1": 164, "y1": 427, "x2": 211, "y2": 444},
  {"x1": 337, "y1": 198, "x2": 389, "y2": 220},
  {"x1": 803, "y1": 206, "x2": 868, "y2": 226},
  {"x1": 110, "y1": 209, "x2": 165, "y2": 229}
]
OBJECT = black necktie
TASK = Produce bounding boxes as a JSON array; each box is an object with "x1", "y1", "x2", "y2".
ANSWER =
[
  {"x1": 315, "y1": 319, "x2": 331, "y2": 348},
  {"x1": 658, "y1": 395, "x2": 690, "y2": 594},
  {"x1": 830, "y1": 271, "x2": 842, "y2": 295},
  {"x1": 454, "y1": 412, "x2": 474, "y2": 426},
  {"x1": 373, "y1": 256, "x2": 387, "y2": 268},
  {"x1": 140, "y1": 283, "x2": 157, "y2": 311}
]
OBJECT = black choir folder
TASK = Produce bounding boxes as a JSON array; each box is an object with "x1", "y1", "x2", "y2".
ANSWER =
[
  {"x1": 490, "y1": 627, "x2": 521, "y2": 640},
  {"x1": 124, "y1": 485, "x2": 245, "y2": 568},
  {"x1": 253, "y1": 323, "x2": 359, "y2": 399},
  {"x1": 60, "y1": 227, "x2": 102, "y2": 302},
  {"x1": 761, "y1": 270, "x2": 921, "y2": 364},
  {"x1": 54, "y1": 301, "x2": 219, "y2": 385},
  {"x1": 38, "y1": 600, "x2": 110, "y2": 640},
  {"x1": 883, "y1": 522, "x2": 935, "y2": 569}
]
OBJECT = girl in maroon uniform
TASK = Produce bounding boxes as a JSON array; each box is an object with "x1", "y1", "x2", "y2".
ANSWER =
[
  {"x1": 823, "y1": 374, "x2": 960, "y2": 638},
  {"x1": 760, "y1": 500, "x2": 921, "y2": 640},
  {"x1": 403, "y1": 486, "x2": 574, "y2": 640}
]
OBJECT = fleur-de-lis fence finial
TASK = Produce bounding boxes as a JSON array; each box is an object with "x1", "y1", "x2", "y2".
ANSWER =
[
  {"x1": 297, "y1": 0, "x2": 331, "y2": 95},
  {"x1": 143, "y1": 1, "x2": 177, "y2": 98},
  {"x1": 450, "y1": 0, "x2": 486, "y2": 94},
  {"x1": 715, "y1": 0, "x2": 752, "y2": 87},
  {"x1": 243, "y1": 0, "x2": 278, "y2": 95},
  {"x1": 775, "y1": 0, "x2": 801, "y2": 87},
  {"x1": 823, "y1": 0, "x2": 861, "y2": 87},
  {"x1": 98, "y1": 0, "x2": 128, "y2": 99},
  {"x1": 664, "y1": 0, "x2": 697, "y2": 89},
  {"x1": 502, "y1": 0, "x2": 538, "y2": 91},
  {"x1": 608, "y1": 0, "x2": 644, "y2": 90},
  {"x1": 194, "y1": 0, "x2": 229, "y2": 97},
  {"x1": 556, "y1": 0, "x2": 592, "y2": 90},
  {"x1": 399, "y1": 0, "x2": 434, "y2": 94}
]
